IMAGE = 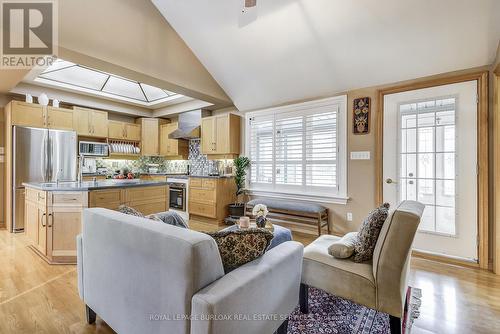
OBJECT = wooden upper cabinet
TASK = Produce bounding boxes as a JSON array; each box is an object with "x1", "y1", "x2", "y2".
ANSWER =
[
  {"x1": 72, "y1": 107, "x2": 108, "y2": 137},
  {"x1": 9, "y1": 101, "x2": 76, "y2": 131},
  {"x1": 46, "y1": 107, "x2": 74, "y2": 130},
  {"x1": 215, "y1": 115, "x2": 230, "y2": 154},
  {"x1": 159, "y1": 123, "x2": 188, "y2": 158},
  {"x1": 91, "y1": 110, "x2": 108, "y2": 137},
  {"x1": 160, "y1": 123, "x2": 175, "y2": 156},
  {"x1": 136, "y1": 118, "x2": 166, "y2": 156},
  {"x1": 108, "y1": 121, "x2": 140, "y2": 141},
  {"x1": 201, "y1": 113, "x2": 241, "y2": 155},
  {"x1": 73, "y1": 107, "x2": 91, "y2": 136},
  {"x1": 125, "y1": 123, "x2": 141, "y2": 141},
  {"x1": 10, "y1": 101, "x2": 46, "y2": 128},
  {"x1": 108, "y1": 120, "x2": 124, "y2": 139},
  {"x1": 201, "y1": 117, "x2": 216, "y2": 154}
]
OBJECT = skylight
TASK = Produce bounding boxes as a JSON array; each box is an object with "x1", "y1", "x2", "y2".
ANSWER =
[{"x1": 34, "y1": 59, "x2": 182, "y2": 106}]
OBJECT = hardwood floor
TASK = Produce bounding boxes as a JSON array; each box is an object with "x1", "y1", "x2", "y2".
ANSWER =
[{"x1": 0, "y1": 226, "x2": 499, "y2": 333}]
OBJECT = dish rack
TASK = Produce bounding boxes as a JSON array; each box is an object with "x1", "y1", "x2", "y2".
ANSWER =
[{"x1": 107, "y1": 139, "x2": 141, "y2": 158}]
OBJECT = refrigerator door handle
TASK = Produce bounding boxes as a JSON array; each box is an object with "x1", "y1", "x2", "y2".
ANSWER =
[
  {"x1": 41, "y1": 133, "x2": 47, "y2": 182},
  {"x1": 48, "y1": 133, "x2": 52, "y2": 181}
]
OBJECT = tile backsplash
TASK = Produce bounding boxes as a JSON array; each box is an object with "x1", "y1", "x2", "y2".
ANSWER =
[
  {"x1": 94, "y1": 139, "x2": 233, "y2": 175},
  {"x1": 188, "y1": 139, "x2": 218, "y2": 175}
]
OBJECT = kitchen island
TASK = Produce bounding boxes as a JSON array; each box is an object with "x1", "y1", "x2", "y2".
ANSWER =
[{"x1": 23, "y1": 180, "x2": 169, "y2": 264}]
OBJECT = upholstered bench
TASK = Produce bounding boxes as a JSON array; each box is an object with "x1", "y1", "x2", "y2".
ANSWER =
[{"x1": 245, "y1": 199, "x2": 329, "y2": 236}]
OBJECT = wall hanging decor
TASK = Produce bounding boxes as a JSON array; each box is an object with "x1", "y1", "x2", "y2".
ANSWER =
[{"x1": 353, "y1": 97, "x2": 370, "y2": 134}]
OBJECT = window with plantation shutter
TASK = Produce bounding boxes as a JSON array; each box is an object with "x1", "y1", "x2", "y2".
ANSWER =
[
  {"x1": 246, "y1": 96, "x2": 347, "y2": 200},
  {"x1": 249, "y1": 116, "x2": 274, "y2": 184}
]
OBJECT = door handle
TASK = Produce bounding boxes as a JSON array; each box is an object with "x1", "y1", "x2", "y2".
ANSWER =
[
  {"x1": 40, "y1": 213, "x2": 46, "y2": 227},
  {"x1": 41, "y1": 134, "x2": 48, "y2": 182},
  {"x1": 48, "y1": 213, "x2": 53, "y2": 227},
  {"x1": 385, "y1": 178, "x2": 398, "y2": 184}
]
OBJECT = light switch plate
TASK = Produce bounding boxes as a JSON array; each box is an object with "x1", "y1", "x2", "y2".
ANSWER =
[
  {"x1": 347, "y1": 212, "x2": 353, "y2": 221},
  {"x1": 350, "y1": 151, "x2": 370, "y2": 160}
]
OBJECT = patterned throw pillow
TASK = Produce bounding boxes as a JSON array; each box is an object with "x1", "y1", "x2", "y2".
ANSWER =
[
  {"x1": 145, "y1": 213, "x2": 164, "y2": 222},
  {"x1": 118, "y1": 205, "x2": 163, "y2": 223},
  {"x1": 206, "y1": 228, "x2": 274, "y2": 273},
  {"x1": 118, "y1": 205, "x2": 144, "y2": 217},
  {"x1": 353, "y1": 203, "x2": 390, "y2": 263}
]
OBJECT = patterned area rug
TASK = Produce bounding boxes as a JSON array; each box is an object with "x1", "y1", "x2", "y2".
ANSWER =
[{"x1": 287, "y1": 287, "x2": 421, "y2": 334}]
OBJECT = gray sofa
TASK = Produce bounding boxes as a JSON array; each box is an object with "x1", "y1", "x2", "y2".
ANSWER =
[{"x1": 77, "y1": 208, "x2": 303, "y2": 334}]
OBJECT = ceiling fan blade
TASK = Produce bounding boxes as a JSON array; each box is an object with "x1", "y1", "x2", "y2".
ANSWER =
[{"x1": 245, "y1": 0, "x2": 256, "y2": 7}]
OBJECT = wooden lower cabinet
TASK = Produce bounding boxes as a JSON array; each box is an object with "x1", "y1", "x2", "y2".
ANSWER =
[
  {"x1": 25, "y1": 188, "x2": 87, "y2": 263},
  {"x1": 88, "y1": 185, "x2": 168, "y2": 216},
  {"x1": 89, "y1": 189, "x2": 123, "y2": 210},
  {"x1": 48, "y1": 206, "x2": 83, "y2": 261},
  {"x1": 37, "y1": 207, "x2": 47, "y2": 256},
  {"x1": 125, "y1": 185, "x2": 168, "y2": 215},
  {"x1": 25, "y1": 196, "x2": 46, "y2": 255},
  {"x1": 188, "y1": 177, "x2": 236, "y2": 224},
  {"x1": 25, "y1": 185, "x2": 168, "y2": 264}
]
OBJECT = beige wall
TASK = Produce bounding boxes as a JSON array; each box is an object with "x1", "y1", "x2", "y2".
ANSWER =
[
  {"x1": 0, "y1": 70, "x2": 30, "y2": 94},
  {"x1": 238, "y1": 66, "x2": 492, "y2": 239},
  {"x1": 0, "y1": 0, "x2": 233, "y2": 107},
  {"x1": 58, "y1": 0, "x2": 231, "y2": 107},
  {"x1": 329, "y1": 66, "x2": 492, "y2": 238}
]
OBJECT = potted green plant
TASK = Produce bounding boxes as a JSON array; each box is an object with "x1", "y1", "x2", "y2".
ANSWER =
[{"x1": 228, "y1": 156, "x2": 250, "y2": 218}]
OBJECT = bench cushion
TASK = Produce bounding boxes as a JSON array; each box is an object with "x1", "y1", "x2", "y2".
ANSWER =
[{"x1": 247, "y1": 198, "x2": 326, "y2": 214}]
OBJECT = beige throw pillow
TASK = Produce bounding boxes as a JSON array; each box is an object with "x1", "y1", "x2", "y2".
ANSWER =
[{"x1": 328, "y1": 232, "x2": 358, "y2": 259}]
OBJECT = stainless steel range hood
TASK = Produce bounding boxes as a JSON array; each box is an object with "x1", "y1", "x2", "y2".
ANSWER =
[{"x1": 168, "y1": 110, "x2": 202, "y2": 140}]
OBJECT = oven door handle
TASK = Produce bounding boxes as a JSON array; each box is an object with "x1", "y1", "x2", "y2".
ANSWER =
[{"x1": 169, "y1": 189, "x2": 183, "y2": 192}]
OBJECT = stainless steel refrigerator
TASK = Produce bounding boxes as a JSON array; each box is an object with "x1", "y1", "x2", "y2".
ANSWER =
[{"x1": 12, "y1": 126, "x2": 77, "y2": 232}]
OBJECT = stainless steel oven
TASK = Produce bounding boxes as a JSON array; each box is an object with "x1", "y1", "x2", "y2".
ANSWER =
[{"x1": 168, "y1": 182, "x2": 186, "y2": 211}]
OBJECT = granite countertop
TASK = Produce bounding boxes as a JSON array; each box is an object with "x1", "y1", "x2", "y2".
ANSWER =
[{"x1": 23, "y1": 180, "x2": 168, "y2": 192}]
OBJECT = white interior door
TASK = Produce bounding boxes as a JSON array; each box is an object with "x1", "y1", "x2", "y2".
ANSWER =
[{"x1": 383, "y1": 81, "x2": 478, "y2": 261}]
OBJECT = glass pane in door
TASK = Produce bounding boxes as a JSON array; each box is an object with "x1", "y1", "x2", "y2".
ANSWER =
[{"x1": 398, "y1": 98, "x2": 456, "y2": 235}]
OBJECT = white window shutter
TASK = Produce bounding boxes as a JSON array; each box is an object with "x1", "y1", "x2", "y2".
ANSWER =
[
  {"x1": 247, "y1": 96, "x2": 346, "y2": 197},
  {"x1": 305, "y1": 108, "x2": 338, "y2": 189},
  {"x1": 249, "y1": 116, "x2": 274, "y2": 184}
]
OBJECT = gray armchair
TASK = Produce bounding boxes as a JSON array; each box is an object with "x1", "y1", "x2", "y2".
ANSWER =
[{"x1": 299, "y1": 200, "x2": 424, "y2": 334}]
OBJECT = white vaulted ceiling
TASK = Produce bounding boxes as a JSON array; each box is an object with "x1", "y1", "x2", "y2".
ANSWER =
[{"x1": 152, "y1": 0, "x2": 500, "y2": 111}]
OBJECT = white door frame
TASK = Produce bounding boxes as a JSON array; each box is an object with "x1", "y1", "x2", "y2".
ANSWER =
[{"x1": 375, "y1": 72, "x2": 489, "y2": 269}]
